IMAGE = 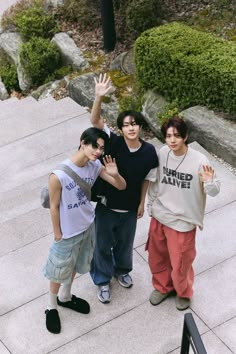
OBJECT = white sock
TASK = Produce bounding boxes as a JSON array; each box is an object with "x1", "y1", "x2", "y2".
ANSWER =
[
  {"x1": 47, "y1": 291, "x2": 58, "y2": 310},
  {"x1": 58, "y1": 283, "x2": 72, "y2": 302}
]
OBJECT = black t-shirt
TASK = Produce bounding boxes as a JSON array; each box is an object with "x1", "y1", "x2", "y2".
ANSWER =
[{"x1": 92, "y1": 132, "x2": 159, "y2": 211}]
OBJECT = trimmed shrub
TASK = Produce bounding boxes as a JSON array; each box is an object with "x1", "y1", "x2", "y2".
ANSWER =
[
  {"x1": 135, "y1": 22, "x2": 236, "y2": 113},
  {"x1": 14, "y1": 6, "x2": 58, "y2": 40},
  {"x1": 20, "y1": 37, "x2": 61, "y2": 87}
]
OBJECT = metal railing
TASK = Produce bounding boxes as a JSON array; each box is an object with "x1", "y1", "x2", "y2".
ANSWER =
[{"x1": 180, "y1": 313, "x2": 207, "y2": 354}]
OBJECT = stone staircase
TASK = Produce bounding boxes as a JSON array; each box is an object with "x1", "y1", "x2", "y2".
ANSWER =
[{"x1": 0, "y1": 95, "x2": 236, "y2": 354}]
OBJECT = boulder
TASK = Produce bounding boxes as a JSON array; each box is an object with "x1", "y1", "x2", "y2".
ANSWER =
[
  {"x1": 68, "y1": 72, "x2": 119, "y2": 125},
  {"x1": 182, "y1": 106, "x2": 236, "y2": 167},
  {"x1": 142, "y1": 89, "x2": 167, "y2": 139},
  {"x1": 51, "y1": 32, "x2": 88, "y2": 70},
  {"x1": 0, "y1": 32, "x2": 31, "y2": 91},
  {"x1": 0, "y1": 77, "x2": 9, "y2": 100}
]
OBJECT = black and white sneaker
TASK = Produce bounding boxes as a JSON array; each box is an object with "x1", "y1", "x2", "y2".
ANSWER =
[
  {"x1": 117, "y1": 274, "x2": 133, "y2": 288},
  {"x1": 97, "y1": 285, "x2": 111, "y2": 304}
]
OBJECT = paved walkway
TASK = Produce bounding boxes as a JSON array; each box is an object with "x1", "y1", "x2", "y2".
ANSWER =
[{"x1": 0, "y1": 94, "x2": 235, "y2": 354}]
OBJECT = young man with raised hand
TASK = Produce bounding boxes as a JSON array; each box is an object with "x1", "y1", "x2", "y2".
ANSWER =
[
  {"x1": 43, "y1": 127, "x2": 126, "y2": 334},
  {"x1": 89, "y1": 73, "x2": 159, "y2": 304},
  {"x1": 146, "y1": 116, "x2": 220, "y2": 311}
]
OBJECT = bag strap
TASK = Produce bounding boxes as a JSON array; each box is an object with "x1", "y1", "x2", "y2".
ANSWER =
[{"x1": 56, "y1": 163, "x2": 91, "y2": 201}]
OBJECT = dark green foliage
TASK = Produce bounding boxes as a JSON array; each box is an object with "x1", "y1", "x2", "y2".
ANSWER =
[
  {"x1": 125, "y1": 0, "x2": 163, "y2": 37},
  {"x1": 54, "y1": 65, "x2": 73, "y2": 79},
  {"x1": 114, "y1": 0, "x2": 166, "y2": 41},
  {"x1": 0, "y1": 55, "x2": 20, "y2": 92},
  {"x1": 118, "y1": 94, "x2": 142, "y2": 113},
  {"x1": 135, "y1": 22, "x2": 236, "y2": 113},
  {"x1": 20, "y1": 37, "x2": 61, "y2": 87},
  {"x1": 14, "y1": 6, "x2": 59, "y2": 40}
]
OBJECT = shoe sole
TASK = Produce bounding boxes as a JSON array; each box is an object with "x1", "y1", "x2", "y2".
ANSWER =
[
  {"x1": 149, "y1": 294, "x2": 169, "y2": 306},
  {"x1": 97, "y1": 295, "x2": 111, "y2": 304},
  {"x1": 149, "y1": 290, "x2": 175, "y2": 306}
]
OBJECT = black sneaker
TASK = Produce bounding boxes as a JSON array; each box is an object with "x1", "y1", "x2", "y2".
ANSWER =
[{"x1": 45, "y1": 309, "x2": 61, "y2": 334}]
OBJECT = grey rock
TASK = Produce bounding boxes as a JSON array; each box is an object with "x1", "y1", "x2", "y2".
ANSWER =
[
  {"x1": 182, "y1": 106, "x2": 236, "y2": 167},
  {"x1": 142, "y1": 90, "x2": 167, "y2": 139},
  {"x1": 51, "y1": 32, "x2": 88, "y2": 70},
  {"x1": 68, "y1": 72, "x2": 119, "y2": 125},
  {"x1": 110, "y1": 52, "x2": 126, "y2": 71},
  {"x1": 0, "y1": 77, "x2": 9, "y2": 100},
  {"x1": 44, "y1": 0, "x2": 64, "y2": 7},
  {"x1": 0, "y1": 31, "x2": 31, "y2": 91},
  {"x1": 31, "y1": 80, "x2": 62, "y2": 100}
]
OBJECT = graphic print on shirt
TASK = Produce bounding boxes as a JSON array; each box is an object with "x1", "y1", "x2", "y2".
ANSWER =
[
  {"x1": 66, "y1": 177, "x2": 95, "y2": 210},
  {"x1": 161, "y1": 166, "x2": 193, "y2": 189}
]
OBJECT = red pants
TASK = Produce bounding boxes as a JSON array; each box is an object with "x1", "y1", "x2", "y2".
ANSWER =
[{"x1": 146, "y1": 218, "x2": 196, "y2": 299}]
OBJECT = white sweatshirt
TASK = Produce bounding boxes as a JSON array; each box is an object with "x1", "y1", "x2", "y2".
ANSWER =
[{"x1": 147, "y1": 145, "x2": 220, "y2": 231}]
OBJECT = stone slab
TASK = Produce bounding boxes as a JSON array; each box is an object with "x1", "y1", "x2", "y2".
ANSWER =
[
  {"x1": 0, "y1": 208, "x2": 52, "y2": 256},
  {"x1": 0, "y1": 252, "x2": 153, "y2": 353},
  {"x1": 0, "y1": 97, "x2": 87, "y2": 146},
  {"x1": 171, "y1": 330, "x2": 233, "y2": 354},
  {"x1": 50, "y1": 303, "x2": 207, "y2": 354},
  {"x1": 194, "y1": 201, "x2": 236, "y2": 274},
  {"x1": 0, "y1": 112, "x2": 91, "y2": 187},
  {"x1": 0, "y1": 343, "x2": 11, "y2": 354},
  {"x1": 192, "y1": 256, "x2": 236, "y2": 328},
  {"x1": 0, "y1": 175, "x2": 49, "y2": 223},
  {"x1": 214, "y1": 317, "x2": 236, "y2": 353}
]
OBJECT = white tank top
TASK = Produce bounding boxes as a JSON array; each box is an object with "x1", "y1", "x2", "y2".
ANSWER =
[{"x1": 53, "y1": 158, "x2": 102, "y2": 239}]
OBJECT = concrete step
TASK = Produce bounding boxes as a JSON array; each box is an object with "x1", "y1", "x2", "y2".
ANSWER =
[
  {"x1": 0, "y1": 96, "x2": 39, "y2": 120},
  {"x1": 0, "y1": 96, "x2": 87, "y2": 146}
]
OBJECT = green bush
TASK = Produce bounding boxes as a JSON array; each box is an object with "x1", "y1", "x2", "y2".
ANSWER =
[
  {"x1": 0, "y1": 55, "x2": 20, "y2": 92},
  {"x1": 14, "y1": 6, "x2": 58, "y2": 40},
  {"x1": 125, "y1": 0, "x2": 163, "y2": 37},
  {"x1": 1, "y1": 0, "x2": 44, "y2": 30},
  {"x1": 20, "y1": 37, "x2": 61, "y2": 87},
  {"x1": 118, "y1": 94, "x2": 142, "y2": 113},
  {"x1": 135, "y1": 22, "x2": 236, "y2": 113}
]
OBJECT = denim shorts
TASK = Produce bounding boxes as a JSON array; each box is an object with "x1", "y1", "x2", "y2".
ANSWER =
[{"x1": 43, "y1": 222, "x2": 95, "y2": 284}]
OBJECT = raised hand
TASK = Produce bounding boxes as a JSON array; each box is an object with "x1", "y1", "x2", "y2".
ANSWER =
[
  {"x1": 94, "y1": 73, "x2": 113, "y2": 97},
  {"x1": 199, "y1": 165, "x2": 215, "y2": 182},
  {"x1": 103, "y1": 155, "x2": 119, "y2": 177}
]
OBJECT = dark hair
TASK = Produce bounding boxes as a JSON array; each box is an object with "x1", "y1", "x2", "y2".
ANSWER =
[
  {"x1": 161, "y1": 116, "x2": 188, "y2": 140},
  {"x1": 79, "y1": 127, "x2": 109, "y2": 150},
  {"x1": 116, "y1": 110, "x2": 145, "y2": 130}
]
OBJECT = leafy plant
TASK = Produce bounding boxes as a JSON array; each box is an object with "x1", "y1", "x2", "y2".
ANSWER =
[
  {"x1": 0, "y1": 54, "x2": 20, "y2": 92},
  {"x1": 14, "y1": 6, "x2": 59, "y2": 40},
  {"x1": 1, "y1": 0, "x2": 44, "y2": 29},
  {"x1": 157, "y1": 100, "x2": 181, "y2": 125},
  {"x1": 20, "y1": 37, "x2": 61, "y2": 87}
]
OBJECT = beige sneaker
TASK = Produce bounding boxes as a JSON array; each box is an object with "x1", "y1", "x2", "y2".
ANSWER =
[
  {"x1": 149, "y1": 289, "x2": 171, "y2": 306},
  {"x1": 176, "y1": 296, "x2": 190, "y2": 311}
]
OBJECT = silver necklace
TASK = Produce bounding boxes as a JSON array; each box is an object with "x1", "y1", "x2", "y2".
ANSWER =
[{"x1": 166, "y1": 147, "x2": 188, "y2": 171}]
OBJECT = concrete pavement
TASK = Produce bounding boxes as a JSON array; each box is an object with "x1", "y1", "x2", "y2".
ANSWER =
[{"x1": 0, "y1": 94, "x2": 235, "y2": 354}]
